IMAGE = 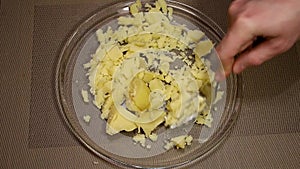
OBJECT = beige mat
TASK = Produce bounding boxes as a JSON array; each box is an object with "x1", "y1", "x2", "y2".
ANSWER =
[{"x1": 1, "y1": 0, "x2": 299, "y2": 168}]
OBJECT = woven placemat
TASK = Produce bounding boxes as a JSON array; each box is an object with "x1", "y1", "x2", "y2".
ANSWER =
[
  {"x1": 231, "y1": 45, "x2": 300, "y2": 136},
  {"x1": 29, "y1": 0, "x2": 300, "y2": 149},
  {"x1": 29, "y1": 3, "x2": 103, "y2": 148}
]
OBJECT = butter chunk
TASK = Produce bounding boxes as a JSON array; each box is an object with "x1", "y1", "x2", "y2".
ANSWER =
[
  {"x1": 165, "y1": 135, "x2": 193, "y2": 149},
  {"x1": 81, "y1": 89, "x2": 89, "y2": 103},
  {"x1": 133, "y1": 134, "x2": 146, "y2": 147},
  {"x1": 171, "y1": 135, "x2": 186, "y2": 149},
  {"x1": 159, "y1": 61, "x2": 170, "y2": 75},
  {"x1": 142, "y1": 71, "x2": 156, "y2": 83},
  {"x1": 164, "y1": 115, "x2": 176, "y2": 127},
  {"x1": 185, "y1": 135, "x2": 193, "y2": 146},
  {"x1": 129, "y1": 0, "x2": 142, "y2": 14},
  {"x1": 94, "y1": 90, "x2": 105, "y2": 109},
  {"x1": 164, "y1": 75, "x2": 172, "y2": 83},
  {"x1": 83, "y1": 115, "x2": 91, "y2": 123},
  {"x1": 106, "y1": 106, "x2": 137, "y2": 135},
  {"x1": 144, "y1": 12, "x2": 169, "y2": 25},
  {"x1": 196, "y1": 111, "x2": 212, "y2": 127},
  {"x1": 106, "y1": 46, "x2": 123, "y2": 62},
  {"x1": 100, "y1": 96, "x2": 113, "y2": 119},
  {"x1": 137, "y1": 111, "x2": 166, "y2": 137},
  {"x1": 186, "y1": 80, "x2": 198, "y2": 92},
  {"x1": 191, "y1": 69, "x2": 209, "y2": 80},
  {"x1": 149, "y1": 90, "x2": 165, "y2": 110},
  {"x1": 157, "y1": 0, "x2": 168, "y2": 14},
  {"x1": 149, "y1": 133, "x2": 158, "y2": 142},
  {"x1": 194, "y1": 40, "x2": 214, "y2": 57},
  {"x1": 129, "y1": 77, "x2": 150, "y2": 111},
  {"x1": 164, "y1": 141, "x2": 175, "y2": 150},
  {"x1": 187, "y1": 30, "x2": 204, "y2": 42},
  {"x1": 149, "y1": 78, "x2": 165, "y2": 92}
]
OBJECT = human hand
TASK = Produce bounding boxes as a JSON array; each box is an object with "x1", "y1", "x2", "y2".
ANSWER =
[{"x1": 216, "y1": 0, "x2": 300, "y2": 76}]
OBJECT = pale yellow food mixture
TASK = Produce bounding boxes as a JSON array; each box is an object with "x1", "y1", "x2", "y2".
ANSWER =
[
  {"x1": 164, "y1": 135, "x2": 193, "y2": 150},
  {"x1": 84, "y1": 0, "x2": 216, "y2": 149},
  {"x1": 81, "y1": 89, "x2": 89, "y2": 103}
]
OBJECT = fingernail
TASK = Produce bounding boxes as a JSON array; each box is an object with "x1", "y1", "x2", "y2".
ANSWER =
[{"x1": 233, "y1": 64, "x2": 245, "y2": 74}]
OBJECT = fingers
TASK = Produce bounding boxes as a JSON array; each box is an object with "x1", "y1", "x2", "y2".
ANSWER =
[
  {"x1": 217, "y1": 0, "x2": 260, "y2": 76},
  {"x1": 216, "y1": 17, "x2": 255, "y2": 76},
  {"x1": 218, "y1": 0, "x2": 300, "y2": 76},
  {"x1": 232, "y1": 38, "x2": 292, "y2": 74},
  {"x1": 228, "y1": 0, "x2": 248, "y2": 23},
  {"x1": 215, "y1": 44, "x2": 234, "y2": 77}
]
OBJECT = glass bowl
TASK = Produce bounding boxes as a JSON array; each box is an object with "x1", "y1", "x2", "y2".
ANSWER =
[{"x1": 55, "y1": 0, "x2": 242, "y2": 168}]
